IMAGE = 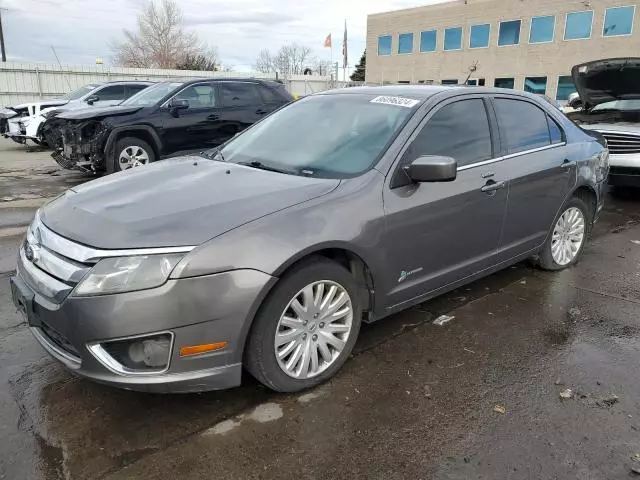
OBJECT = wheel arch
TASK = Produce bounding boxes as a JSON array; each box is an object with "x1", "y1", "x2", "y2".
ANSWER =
[
  {"x1": 571, "y1": 184, "x2": 598, "y2": 222},
  {"x1": 105, "y1": 126, "x2": 162, "y2": 161}
]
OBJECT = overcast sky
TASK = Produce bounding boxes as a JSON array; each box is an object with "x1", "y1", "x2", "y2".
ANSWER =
[{"x1": 1, "y1": 0, "x2": 449, "y2": 71}]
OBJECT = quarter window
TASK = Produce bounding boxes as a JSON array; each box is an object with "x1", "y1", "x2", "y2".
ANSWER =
[
  {"x1": 219, "y1": 82, "x2": 261, "y2": 107},
  {"x1": 494, "y1": 78, "x2": 515, "y2": 89},
  {"x1": 604, "y1": 6, "x2": 635, "y2": 36},
  {"x1": 403, "y1": 99, "x2": 492, "y2": 168},
  {"x1": 564, "y1": 11, "x2": 593, "y2": 40},
  {"x1": 94, "y1": 85, "x2": 126, "y2": 101},
  {"x1": 524, "y1": 76, "x2": 547, "y2": 95},
  {"x1": 494, "y1": 99, "x2": 551, "y2": 154},
  {"x1": 378, "y1": 35, "x2": 392, "y2": 55},
  {"x1": 556, "y1": 76, "x2": 576, "y2": 101},
  {"x1": 444, "y1": 27, "x2": 463, "y2": 50},
  {"x1": 470, "y1": 24, "x2": 490, "y2": 48},
  {"x1": 398, "y1": 33, "x2": 414, "y2": 54},
  {"x1": 548, "y1": 115, "x2": 564, "y2": 144},
  {"x1": 530, "y1": 15, "x2": 555, "y2": 43},
  {"x1": 420, "y1": 30, "x2": 437, "y2": 52},
  {"x1": 498, "y1": 20, "x2": 521, "y2": 46}
]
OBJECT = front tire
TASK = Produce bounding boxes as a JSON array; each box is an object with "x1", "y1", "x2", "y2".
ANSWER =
[
  {"x1": 245, "y1": 258, "x2": 362, "y2": 392},
  {"x1": 109, "y1": 137, "x2": 155, "y2": 173},
  {"x1": 537, "y1": 196, "x2": 590, "y2": 271}
]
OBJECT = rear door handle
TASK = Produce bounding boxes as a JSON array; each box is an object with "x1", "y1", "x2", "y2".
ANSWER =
[
  {"x1": 481, "y1": 180, "x2": 506, "y2": 193},
  {"x1": 256, "y1": 109, "x2": 268, "y2": 115},
  {"x1": 560, "y1": 159, "x2": 575, "y2": 170},
  {"x1": 207, "y1": 114, "x2": 220, "y2": 121}
]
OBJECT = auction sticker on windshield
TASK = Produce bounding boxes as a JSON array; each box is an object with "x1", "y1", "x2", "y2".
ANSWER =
[{"x1": 370, "y1": 96, "x2": 420, "y2": 108}]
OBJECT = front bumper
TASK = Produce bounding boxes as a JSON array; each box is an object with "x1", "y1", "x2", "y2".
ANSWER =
[
  {"x1": 607, "y1": 153, "x2": 640, "y2": 187},
  {"x1": 10, "y1": 254, "x2": 275, "y2": 393}
]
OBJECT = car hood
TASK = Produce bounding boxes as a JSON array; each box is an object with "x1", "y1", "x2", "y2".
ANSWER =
[
  {"x1": 575, "y1": 121, "x2": 640, "y2": 134},
  {"x1": 572, "y1": 58, "x2": 640, "y2": 109},
  {"x1": 56, "y1": 105, "x2": 142, "y2": 121},
  {"x1": 41, "y1": 157, "x2": 340, "y2": 249}
]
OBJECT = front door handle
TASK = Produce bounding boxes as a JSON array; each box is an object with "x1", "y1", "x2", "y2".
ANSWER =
[
  {"x1": 256, "y1": 109, "x2": 268, "y2": 115},
  {"x1": 481, "y1": 180, "x2": 506, "y2": 193},
  {"x1": 207, "y1": 114, "x2": 220, "y2": 121}
]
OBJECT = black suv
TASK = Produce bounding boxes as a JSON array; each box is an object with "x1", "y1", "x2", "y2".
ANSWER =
[{"x1": 48, "y1": 78, "x2": 293, "y2": 173}]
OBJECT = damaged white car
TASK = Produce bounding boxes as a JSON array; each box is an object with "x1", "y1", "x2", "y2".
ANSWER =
[
  {"x1": 567, "y1": 58, "x2": 640, "y2": 187},
  {"x1": 0, "y1": 81, "x2": 152, "y2": 147}
]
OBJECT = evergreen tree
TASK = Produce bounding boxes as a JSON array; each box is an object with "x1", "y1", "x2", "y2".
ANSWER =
[{"x1": 350, "y1": 50, "x2": 366, "y2": 82}]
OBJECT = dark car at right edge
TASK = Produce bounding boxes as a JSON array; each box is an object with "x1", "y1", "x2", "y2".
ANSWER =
[
  {"x1": 46, "y1": 78, "x2": 293, "y2": 173},
  {"x1": 11, "y1": 86, "x2": 608, "y2": 394}
]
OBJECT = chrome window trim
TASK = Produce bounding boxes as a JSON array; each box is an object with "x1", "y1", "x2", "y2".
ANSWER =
[
  {"x1": 31, "y1": 327, "x2": 82, "y2": 369},
  {"x1": 87, "y1": 331, "x2": 174, "y2": 376},
  {"x1": 457, "y1": 142, "x2": 566, "y2": 171},
  {"x1": 35, "y1": 214, "x2": 195, "y2": 263}
]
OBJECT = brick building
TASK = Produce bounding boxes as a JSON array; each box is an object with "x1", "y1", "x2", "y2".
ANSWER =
[{"x1": 365, "y1": 0, "x2": 640, "y2": 100}]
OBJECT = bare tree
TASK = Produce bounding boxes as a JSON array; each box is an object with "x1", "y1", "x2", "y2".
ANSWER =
[
  {"x1": 255, "y1": 48, "x2": 274, "y2": 73},
  {"x1": 255, "y1": 43, "x2": 312, "y2": 77},
  {"x1": 175, "y1": 46, "x2": 219, "y2": 71},
  {"x1": 111, "y1": 0, "x2": 209, "y2": 69},
  {"x1": 310, "y1": 57, "x2": 335, "y2": 76}
]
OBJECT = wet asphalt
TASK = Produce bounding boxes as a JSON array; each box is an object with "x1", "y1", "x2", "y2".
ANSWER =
[{"x1": 1, "y1": 140, "x2": 640, "y2": 479}]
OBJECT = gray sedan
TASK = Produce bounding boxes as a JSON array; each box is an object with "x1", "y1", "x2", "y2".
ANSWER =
[{"x1": 10, "y1": 86, "x2": 609, "y2": 393}]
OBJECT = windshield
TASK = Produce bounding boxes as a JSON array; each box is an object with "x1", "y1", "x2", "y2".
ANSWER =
[
  {"x1": 220, "y1": 94, "x2": 418, "y2": 178},
  {"x1": 62, "y1": 84, "x2": 99, "y2": 100},
  {"x1": 121, "y1": 82, "x2": 184, "y2": 106},
  {"x1": 591, "y1": 100, "x2": 640, "y2": 112}
]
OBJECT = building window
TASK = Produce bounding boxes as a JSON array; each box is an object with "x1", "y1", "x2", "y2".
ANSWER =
[
  {"x1": 604, "y1": 6, "x2": 635, "y2": 37},
  {"x1": 494, "y1": 77, "x2": 515, "y2": 89},
  {"x1": 530, "y1": 15, "x2": 555, "y2": 43},
  {"x1": 524, "y1": 76, "x2": 547, "y2": 95},
  {"x1": 470, "y1": 24, "x2": 490, "y2": 48},
  {"x1": 442, "y1": 79, "x2": 458, "y2": 85},
  {"x1": 420, "y1": 30, "x2": 437, "y2": 52},
  {"x1": 398, "y1": 33, "x2": 414, "y2": 54},
  {"x1": 378, "y1": 35, "x2": 392, "y2": 56},
  {"x1": 556, "y1": 75, "x2": 576, "y2": 100},
  {"x1": 498, "y1": 20, "x2": 521, "y2": 45},
  {"x1": 444, "y1": 27, "x2": 463, "y2": 50},
  {"x1": 564, "y1": 11, "x2": 593, "y2": 40}
]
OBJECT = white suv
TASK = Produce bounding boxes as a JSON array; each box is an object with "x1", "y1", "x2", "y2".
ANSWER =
[
  {"x1": 566, "y1": 58, "x2": 640, "y2": 187},
  {"x1": 1, "y1": 81, "x2": 152, "y2": 146}
]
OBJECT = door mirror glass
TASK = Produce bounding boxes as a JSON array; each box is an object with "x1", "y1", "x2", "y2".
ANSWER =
[
  {"x1": 86, "y1": 95, "x2": 99, "y2": 105},
  {"x1": 567, "y1": 92, "x2": 582, "y2": 110},
  {"x1": 404, "y1": 155, "x2": 457, "y2": 182},
  {"x1": 170, "y1": 98, "x2": 190, "y2": 110}
]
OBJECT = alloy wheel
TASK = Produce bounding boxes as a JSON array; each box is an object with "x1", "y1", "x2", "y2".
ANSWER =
[
  {"x1": 274, "y1": 280, "x2": 353, "y2": 379},
  {"x1": 118, "y1": 146, "x2": 150, "y2": 170},
  {"x1": 551, "y1": 207, "x2": 585, "y2": 266}
]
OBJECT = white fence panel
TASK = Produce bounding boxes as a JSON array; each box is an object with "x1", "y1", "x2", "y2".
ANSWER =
[{"x1": 0, "y1": 62, "x2": 358, "y2": 105}]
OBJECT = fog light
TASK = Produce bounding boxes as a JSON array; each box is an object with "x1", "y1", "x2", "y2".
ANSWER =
[
  {"x1": 91, "y1": 333, "x2": 173, "y2": 374},
  {"x1": 128, "y1": 338, "x2": 172, "y2": 368}
]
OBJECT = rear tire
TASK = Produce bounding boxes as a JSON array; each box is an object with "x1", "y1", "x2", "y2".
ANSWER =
[
  {"x1": 245, "y1": 258, "x2": 362, "y2": 393},
  {"x1": 109, "y1": 136, "x2": 156, "y2": 174},
  {"x1": 537, "y1": 196, "x2": 591, "y2": 271}
]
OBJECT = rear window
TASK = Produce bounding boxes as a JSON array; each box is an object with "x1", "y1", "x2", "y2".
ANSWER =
[{"x1": 494, "y1": 99, "x2": 551, "y2": 154}]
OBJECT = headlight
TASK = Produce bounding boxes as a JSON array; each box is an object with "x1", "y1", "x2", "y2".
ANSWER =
[{"x1": 73, "y1": 254, "x2": 184, "y2": 296}]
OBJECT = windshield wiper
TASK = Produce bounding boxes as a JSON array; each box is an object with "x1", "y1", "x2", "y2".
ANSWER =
[{"x1": 237, "y1": 161, "x2": 293, "y2": 175}]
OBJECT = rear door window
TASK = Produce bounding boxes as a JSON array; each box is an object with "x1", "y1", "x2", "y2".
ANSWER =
[
  {"x1": 403, "y1": 98, "x2": 492, "y2": 167},
  {"x1": 494, "y1": 98, "x2": 551, "y2": 154},
  {"x1": 219, "y1": 82, "x2": 262, "y2": 107}
]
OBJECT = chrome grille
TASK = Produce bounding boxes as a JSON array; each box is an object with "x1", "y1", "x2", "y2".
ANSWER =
[{"x1": 596, "y1": 131, "x2": 640, "y2": 155}]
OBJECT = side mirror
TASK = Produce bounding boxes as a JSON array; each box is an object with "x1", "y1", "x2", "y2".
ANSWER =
[
  {"x1": 170, "y1": 99, "x2": 189, "y2": 110},
  {"x1": 403, "y1": 155, "x2": 457, "y2": 182},
  {"x1": 86, "y1": 95, "x2": 99, "y2": 105},
  {"x1": 567, "y1": 92, "x2": 583, "y2": 110}
]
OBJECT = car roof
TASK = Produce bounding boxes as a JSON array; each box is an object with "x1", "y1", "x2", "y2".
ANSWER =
[
  {"x1": 101, "y1": 80, "x2": 155, "y2": 85},
  {"x1": 317, "y1": 85, "x2": 547, "y2": 103},
  {"x1": 174, "y1": 77, "x2": 283, "y2": 87}
]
